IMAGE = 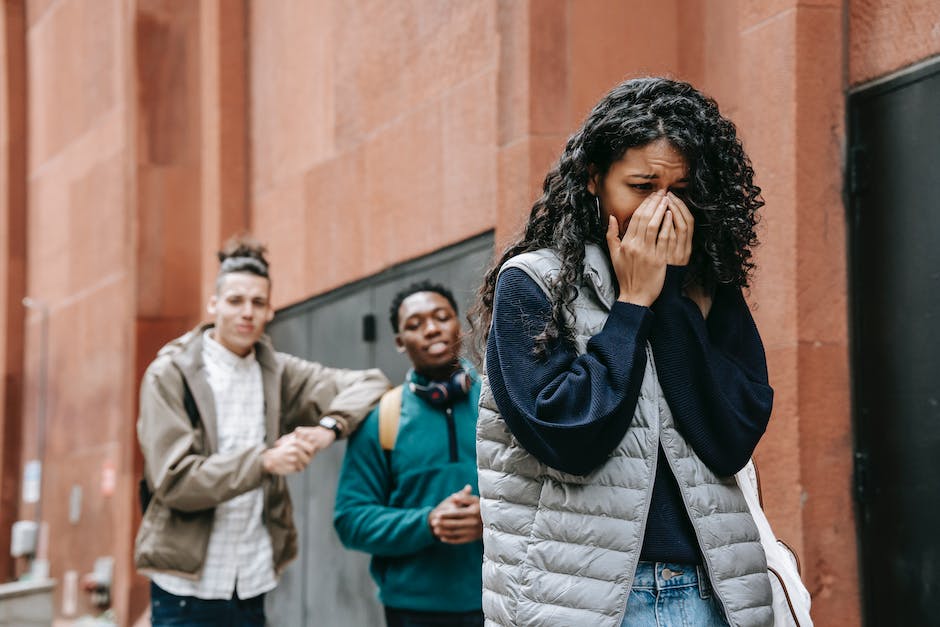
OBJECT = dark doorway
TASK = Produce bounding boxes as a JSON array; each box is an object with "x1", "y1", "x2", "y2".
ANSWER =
[
  {"x1": 263, "y1": 234, "x2": 493, "y2": 627},
  {"x1": 849, "y1": 58, "x2": 940, "y2": 625}
]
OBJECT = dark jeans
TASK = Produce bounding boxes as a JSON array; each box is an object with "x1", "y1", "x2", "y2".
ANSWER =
[
  {"x1": 384, "y1": 606, "x2": 484, "y2": 627},
  {"x1": 150, "y1": 582, "x2": 265, "y2": 627}
]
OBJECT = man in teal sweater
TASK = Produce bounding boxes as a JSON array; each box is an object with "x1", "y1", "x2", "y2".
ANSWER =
[{"x1": 334, "y1": 281, "x2": 483, "y2": 627}]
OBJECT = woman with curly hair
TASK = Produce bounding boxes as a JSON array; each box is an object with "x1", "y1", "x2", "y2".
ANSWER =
[{"x1": 473, "y1": 77, "x2": 775, "y2": 626}]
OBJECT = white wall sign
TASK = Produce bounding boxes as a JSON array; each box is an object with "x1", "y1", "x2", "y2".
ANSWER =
[{"x1": 22, "y1": 460, "x2": 41, "y2": 504}]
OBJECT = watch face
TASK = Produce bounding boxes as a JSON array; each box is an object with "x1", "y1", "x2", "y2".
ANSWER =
[{"x1": 320, "y1": 417, "x2": 337, "y2": 429}]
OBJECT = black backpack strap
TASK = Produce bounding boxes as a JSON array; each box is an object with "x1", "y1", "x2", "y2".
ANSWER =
[
  {"x1": 139, "y1": 377, "x2": 201, "y2": 514},
  {"x1": 181, "y1": 378, "x2": 199, "y2": 427}
]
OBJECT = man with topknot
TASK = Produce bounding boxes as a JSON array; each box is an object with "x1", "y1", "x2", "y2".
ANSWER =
[{"x1": 134, "y1": 235, "x2": 390, "y2": 626}]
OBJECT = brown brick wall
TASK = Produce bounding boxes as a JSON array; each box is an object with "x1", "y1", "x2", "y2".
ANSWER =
[{"x1": 5, "y1": 0, "x2": 939, "y2": 624}]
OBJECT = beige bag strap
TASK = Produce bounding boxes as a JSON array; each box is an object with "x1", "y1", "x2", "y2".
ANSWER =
[{"x1": 378, "y1": 385, "x2": 404, "y2": 451}]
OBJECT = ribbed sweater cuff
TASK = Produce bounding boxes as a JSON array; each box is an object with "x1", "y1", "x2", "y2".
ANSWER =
[
  {"x1": 659, "y1": 265, "x2": 688, "y2": 301},
  {"x1": 603, "y1": 301, "x2": 654, "y2": 340}
]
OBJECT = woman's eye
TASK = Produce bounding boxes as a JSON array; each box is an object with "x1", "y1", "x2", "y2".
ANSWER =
[{"x1": 629, "y1": 183, "x2": 653, "y2": 192}]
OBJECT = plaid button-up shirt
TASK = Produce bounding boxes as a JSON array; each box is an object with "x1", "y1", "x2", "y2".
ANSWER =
[{"x1": 151, "y1": 331, "x2": 277, "y2": 600}]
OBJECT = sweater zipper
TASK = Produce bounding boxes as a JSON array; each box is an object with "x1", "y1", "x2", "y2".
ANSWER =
[
  {"x1": 615, "y1": 344, "x2": 660, "y2": 627},
  {"x1": 617, "y1": 429, "x2": 658, "y2": 626},
  {"x1": 658, "y1": 444, "x2": 733, "y2": 624},
  {"x1": 444, "y1": 406, "x2": 458, "y2": 462},
  {"x1": 654, "y1": 369, "x2": 734, "y2": 625}
]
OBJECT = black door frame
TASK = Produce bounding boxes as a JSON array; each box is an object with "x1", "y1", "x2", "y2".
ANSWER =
[{"x1": 847, "y1": 55, "x2": 940, "y2": 626}]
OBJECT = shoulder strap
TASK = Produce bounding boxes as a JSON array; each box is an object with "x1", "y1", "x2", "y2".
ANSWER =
[
  {"x1": 378, "y1": 385, "x2": 404, "y2": 451},
  {"x1": 181, "y1": 378, "x2": 200, "y2": 427},
  {"x1": 140, "y1": 378, "x2": 201, "y2": 515}
]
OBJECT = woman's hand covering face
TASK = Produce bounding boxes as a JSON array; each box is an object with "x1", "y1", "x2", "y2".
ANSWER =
[
  {"x1": 664, "y1": 191, "x2": 694, "y2": 266},
  {"x1": 606, "y1": 190, "x2": 674, "y2": 307}
]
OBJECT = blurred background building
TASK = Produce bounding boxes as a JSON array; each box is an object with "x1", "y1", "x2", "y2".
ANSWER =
[{"x1": 1, "y1": 0, "x2": 939, "y2": 625}]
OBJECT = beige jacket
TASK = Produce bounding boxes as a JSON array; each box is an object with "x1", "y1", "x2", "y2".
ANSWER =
[{"x1": 134, "y1": 325, "x2": 390, "y2": 579}]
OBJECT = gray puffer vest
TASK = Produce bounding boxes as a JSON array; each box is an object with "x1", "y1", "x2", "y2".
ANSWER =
[{"x1": 477, "y1": 244, "x2": 773, "y2": 627}]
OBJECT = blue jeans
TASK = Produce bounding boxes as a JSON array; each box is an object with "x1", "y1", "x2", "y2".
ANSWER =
[
  {"x1": 150, "y1": 583, "x2": 265, "y2": 627},
  {"x1": 621, "y1": 561, "x2": 728, "y2": 626}
]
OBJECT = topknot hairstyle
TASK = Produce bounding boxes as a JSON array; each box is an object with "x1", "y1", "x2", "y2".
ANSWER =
[
  {"x1": 471, "y1": 76, "x2": 764, "y2": 356},
  {"x1": 216, "y1": 234, "x2": 270, "y2": 291},
  {"x1": 389, "y1": 280, "x2": 459, "y2": 332}
]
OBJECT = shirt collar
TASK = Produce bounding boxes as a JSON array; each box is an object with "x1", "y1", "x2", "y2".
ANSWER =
[{"x1": 203, "y1": 329, "x2": 257, "y2": 370}]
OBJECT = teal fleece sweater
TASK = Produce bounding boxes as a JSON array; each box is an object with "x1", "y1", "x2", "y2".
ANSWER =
[{"x1": 333, "y1": 368, "x2": 483, "y2": 612}]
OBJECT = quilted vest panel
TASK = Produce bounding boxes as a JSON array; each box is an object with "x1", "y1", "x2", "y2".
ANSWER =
[{"x1": 477, "y1": 245, "x2": 773, "y2": 627}]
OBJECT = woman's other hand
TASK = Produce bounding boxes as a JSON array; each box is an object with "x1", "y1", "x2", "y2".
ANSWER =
[
  {"x1": 606, "y1": 190, "x2": 672, "y2": 306},
  {"x1": 665, "y1": 192, "x2": 694, "y2": 266}
]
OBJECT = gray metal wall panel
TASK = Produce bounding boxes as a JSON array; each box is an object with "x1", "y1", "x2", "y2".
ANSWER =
[{"x1": 265, "y1": 234, "x2": 493, "y2": 626}]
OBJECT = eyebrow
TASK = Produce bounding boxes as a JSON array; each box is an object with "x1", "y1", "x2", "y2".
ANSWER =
[
  {"x1": 404, "y1": 307, "x2": 451, "y2": 321},
  {"x1": 627, "y1": 173, "x2": 690, "y2": 183}
]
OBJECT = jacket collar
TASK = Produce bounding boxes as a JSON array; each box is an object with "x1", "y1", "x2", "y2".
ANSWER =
[
  {"x1": 581, "y1": 243, "x2": 616, "y2": 311},
  {"x1": 170, "y1": 324, "x2": 281, "y2": 450}
]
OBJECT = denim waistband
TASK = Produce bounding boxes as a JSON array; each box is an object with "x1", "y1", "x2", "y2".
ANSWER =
[{"x1": 632, "y1": 561, "x2": 712, "y2": 596}]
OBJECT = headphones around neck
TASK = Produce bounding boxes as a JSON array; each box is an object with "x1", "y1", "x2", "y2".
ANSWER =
[{"x1": 408, "y1": 368, "x2": 472, "y2": 408}]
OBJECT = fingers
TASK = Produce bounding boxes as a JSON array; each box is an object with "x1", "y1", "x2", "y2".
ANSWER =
[
  {"x1": 434, "y1": 488, "x2": 477, "y2": 513},
  {"x1": 667, "y1": 193, "x2": 692, "y2": 228},
  {"x1": 658, "y1": 210, "x2": 675, "y2": 255},
  {"x1": 665, "y1": 192, "x2": 693, "y2": 265},
  {"x1": 433, "y1": 513, "x2": 481, "y2": 529},
  {"x1": 605, "y1": 215, "x2": 620, "y2": 255},
  {"x1": 284, "y1": 440, "x2": 313, "y2": 469},
  {"x1": 292, "y1": 426, "x2": 317, "y2": 442},
  {"x1": 431, "y1": 511, "x2": 483, "y2": 544},
  {"x1": 450, "y1": 485, "x2": 475, "y2": 505},
  {"x1": 281, "y1": 437, "x2": 315, "y2": 469},
  {"x1": 643, "y1": 193, "x2": 670, "y2": 246},
  {"x1": 450, "y1": 494, "x2": 479, "y2": 508},
  {"x1": 437, "y1": 529, "x2": 483, "y2": 544},
  {"x1": 432, "y1": 496, "x2": 480, "y2": 520},
  {"x1": 263, "y1": 442, "x2": 310, "y2": 475},
  {"x1": 429, "y1": 486, "x2": 483, "y2": 543},
  {"x1": 625, "y1": 190, "x2": 666, "y2": 241},
  {"x1": 290, "y1": 434, "x2": 316, "y2": 456},
  {"x1": 309, "y1": 428, "x2": 337, "y2": 452}
]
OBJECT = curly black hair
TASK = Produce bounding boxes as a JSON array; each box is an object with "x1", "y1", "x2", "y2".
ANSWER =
[
  {"x1": 470, "y1": 77, "x2": 764, "y2": 354},
  {"x1": 215, "y1": 234, "x2": 270, "y2": 292},
  {"x1": 389, "y1": 280, "x2": 459, "y2": 332}
]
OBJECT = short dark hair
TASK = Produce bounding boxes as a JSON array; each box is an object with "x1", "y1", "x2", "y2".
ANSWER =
[
  {"x1": 216, "y1": 234, "x2": 270, "y2": 292},
  {"x1": 389, "y1": 281, "x2": 459, "y2": 332}
]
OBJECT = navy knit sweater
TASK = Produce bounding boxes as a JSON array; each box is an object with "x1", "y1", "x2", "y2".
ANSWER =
[{"x1": 485, "y1": 264, "x2": 773, "y2": 564}]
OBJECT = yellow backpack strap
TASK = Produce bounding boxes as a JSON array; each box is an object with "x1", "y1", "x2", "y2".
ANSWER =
[{"x1": 378, "y1": 385, "x2": 404, "y2": 451}]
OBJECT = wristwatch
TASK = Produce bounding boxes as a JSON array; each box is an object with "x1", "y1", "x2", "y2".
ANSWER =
[{"x1": 318, "y1": 416, "x2": 342, "y2": 438}]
